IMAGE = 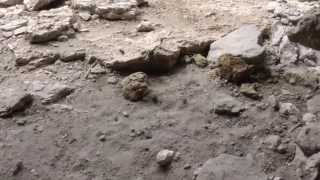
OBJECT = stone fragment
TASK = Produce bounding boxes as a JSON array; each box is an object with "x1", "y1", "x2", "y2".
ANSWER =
[
  {"x1": 26, "y1": 6, "x2": 75, "y2": 43},
  {"x1": 194, "y1": 154, "x2": 267, "y2": 180},
  {"x1": 214, "y1": 94, "x2": 244, "y2": 116},
  {"x1": 156, "y1": 149, "x2": 175, "y2": 166},
  {"x1": 0, "y1": 87, "x2": 33, "y2": 118},
  {"x1": 288, "y1": 10, "x2": 320, "y2": 50},
  {"x1": 0, "y1": 19, "x2": 28, "y2": 32},
  {"x1": 60, "y1": 49, "x2": 86, "y2": 62},
  {"x1": 218, "y1": 54, "x2": 254, "y2": 83},
  {"x1": 27, "y1": 81, "x2": 74, "y2": 104},
  {"x1": 240, "y1": 83, "x2": 261, "y2": 100},
  {"x1": 296, "y1": 123, "x2": 320, "y2": 156},
  {"x1": 0, "y1": 0, "x2": 22, "y2": 6},
  {"x1": 95, "y1": 0, "x2": 138, "y2": 20},
  {"x1": 24, "y1": 0, "x2": 59, "y2": 11},
  {"x1": 192, "y1": 54, "x2": 208, "y2": 68},
  {"x1": 121, "y1": 72, "x2": 149, "y2": 101},
  {"x1": 302, "y1": 113, "x2": 317, "y2": 124},
  {"x1": 207, "y1": 25, "x2": 265, "y2": 65},
  {"x1": 137, "y1": 21, "x2": 154, "y2": 32},
  {"x1": 307, "y1": 95, "x2": 320, "y2": 114},
  {"x1": 279, "y1": 102, "x2": 299, "y2": 116}
]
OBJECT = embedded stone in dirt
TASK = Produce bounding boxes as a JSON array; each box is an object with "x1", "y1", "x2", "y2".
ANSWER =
[
  {"x1": 192, "y1": 54, "x2": 208, "y2": 68},
  {"x1": 267, "y1": 95, "x2": 279, "y2": 110},
  {"x1": 0, "y1": 87, "x2": 33, "y2": 118},
  {"x1": 213, "y1": 94, "x2": 244, "y2": 116},
  {"x1": 218, "y1": 54, "x2": 255, "y2": 83},
  {"x1": 60, "y1": 49, "x2": 86, "y2": 62},
  {"x1": 72, "y1": 0, "x2": 96, "y2": 12},
  {"x1": 28, "y1": 81, "x2": 75, "y2": 104},
  {"x1": 279, "y1": 102, "x2": 299, "y2": 116},
  {"x1": 14, "y1": 46, "x2": 59, "y2": 67},
  {"x1": 24, "y1": 0, "x2": 60, "y2": 11},
  {"x1": 194, "y1": 154, "x2": 267, "y2": 180},
  {"x1": 136, "y1": 21, "x2": 154, "y2": 32},
  {"x1": 105, "y1": 37, "x2": 213, "y2": 72},
  {"x1": 95, "y1": 0, "x2": 139, "y2": 20},
  {"x1": 0, "y1": 19, "x2": 27, "y2": 32},
  {"x1": 279, "y1": 36, "x2": 299, "y2": 65},
  {"x1": 302, "y1": 113, "x2": 317, "y2": 125},
  {"x1": 121, "y1": 72, "x2": 149, "y2": 101},
  {"x1": 26, "y1": 6, "x2": 76, "y2": 43},
  {"x1": 288, "y1": 10, "x2": 320, "y2": 50},
  {"x1": 207, "y1": 25, "x2": 265, "y2": 65},
  {"x1": 296, "y1": 123, "x2": 320, "y2": 156},
  {"x1": 156, "y1": 149, "x2": 175, "y2": 166},
  {"x1": 240, "y1": 83, "x2": 261, "y2": 100},
  {"x1": 307, "y1": 95, "x2": 320, "y2": 114}
]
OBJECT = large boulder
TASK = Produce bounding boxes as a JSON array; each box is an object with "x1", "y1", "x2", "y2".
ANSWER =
[
  {"x1": 24, "y1": 0, "x2": 59, "y2": 11},
  {"x1": 288, "y1": 10, "x2": 320, "y2": 50},
  {"x1": 207, "y1": 25, "x2": 265, "y2": 65},
  {"x1": 194, "y1": 154, "x2": 267, "y2": 180},
  {"x1": 26, "y1": 6, "x2": 76, "y2": 43}
]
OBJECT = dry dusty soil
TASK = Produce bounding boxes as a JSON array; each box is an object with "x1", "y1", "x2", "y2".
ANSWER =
[{"x1": 1, "y1": 0, "x2": 320, "y2": 180}]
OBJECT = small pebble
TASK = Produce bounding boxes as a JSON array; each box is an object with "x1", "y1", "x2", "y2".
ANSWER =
[{"x1": 156, "y1": 149, "x2": 175, "y2": 166}]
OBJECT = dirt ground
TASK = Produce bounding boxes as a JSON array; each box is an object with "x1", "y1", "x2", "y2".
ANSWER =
[{"x1": 0, "y1": 0, "x2": 313, "y2": 179}]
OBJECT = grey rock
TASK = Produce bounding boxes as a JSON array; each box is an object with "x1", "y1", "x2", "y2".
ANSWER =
[
  {"x1": 0, "y1": 19, "x2": 28, "y2": 31},
  {"x1": 24, "y1": 0, "x2": 59, "y2": 11},
  {"x1": 240, "y1": 83, "x2": 261, "y2": 100},
  {"x1": 302, "y1": 113, "x2": 317, "y2": 124},
  {"x1": 267, "y1": 95, "x2": 279, "y2": 110},
  {"x1": 28, "y1": 81, "x2": 74, "y2": 104},
  {"x1": 60, "y1": 49, "x2": 86, "y2": 62},
  {"x1": 279, "y1": 36, "x2": 299, "y2": 65},
  {"x1": 0, "y1": 87, "x2": 33, "y2": 118},
  {"x1": 14, "y1": 46, "x2": 59, "y2": 67},
  {"x1": 307, "y1": 95, "x2": 320, "y2": 114},
  {"x1": 26, "y1": 6, "x2": 75, "y2": 43},
  {"x1": 90, "y1": 63, "x2": 106, "y2": 75},
  {"x1": 0, "y1": 0, "x2": 22, "y2": 6},
  {"x1": 107, "y1": 76, "x2": 118, "y2": 84},
  {"x1": 207, "y1": 25, "x2": 265, "y2": 65},
  {"x1": 263, "y1": 135, "x2": 281, "y2": 150},
  {"x1": 279, "y1": 102, "x2": 299, "y2": 116},
  {"x1": 78, "y1": 11, "x2": 92, "y2": 21},
  {"x1": 296, "y1": 123, "x2": 320, "y2": 156},
  {"x1": 217, "y1": 54, "x2": 255, "y2": 83},
  {"x1": 214, "y1": 94, "x2": 244, "y2": 116},
  {"x1": 156, "y1": 149, "x2": 175, "y2": 166},
  {"x1": 72, "y1": 0, "x2": 96, "y2": 12},
  {"x1": 288, "y1": 10, "x2": 320, "y2": 50},
  {"x1": 121, "y1": 72, "x2": 149, "y2": 101},
  {"x1": 270, "y1": 21, "x2": 287, "y2": 46},
  {"x1": 192, "y1": 54, "x2": 208, "y2": 68},
  {"x1": 194, "y1": 154, "x2": 267, "y2": 180},
  {"x1": 95, "y1": 0, "x2": 138, "y2": 20},
  {"x1": 137, "y1": 21, "x2": 154, "y2": 32}
]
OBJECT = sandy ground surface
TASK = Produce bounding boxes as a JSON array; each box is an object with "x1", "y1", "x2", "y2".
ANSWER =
[{"x1": 1, "y1": 0, "x2": 312, "y2": 180}]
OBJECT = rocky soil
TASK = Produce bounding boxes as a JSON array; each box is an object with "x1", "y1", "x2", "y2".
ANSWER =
[{"x1": 1, "y1": 0, "x2": 320, "y2": 180}]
